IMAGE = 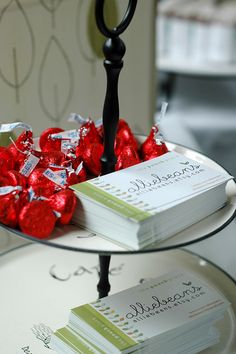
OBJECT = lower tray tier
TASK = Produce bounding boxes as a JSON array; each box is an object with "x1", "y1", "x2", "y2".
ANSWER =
[{"x1": 0, "y1": 245, "x2": 235, "y2": 353}]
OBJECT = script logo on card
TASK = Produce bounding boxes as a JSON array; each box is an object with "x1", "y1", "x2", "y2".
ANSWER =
[
  {"x1": 125, "y1": 281, "x2": 204, "y2": 321},
  {"x1": 127, "y1": 161, "x2": 202, "y2": 193}
]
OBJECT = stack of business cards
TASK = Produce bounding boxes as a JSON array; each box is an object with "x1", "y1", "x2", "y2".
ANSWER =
[
  {"x1": 50, "y1": 270, "x2": 230, "y2": 353},
  {"x1": 71, "y1": 151, "x2": 232, "y2": 250}
]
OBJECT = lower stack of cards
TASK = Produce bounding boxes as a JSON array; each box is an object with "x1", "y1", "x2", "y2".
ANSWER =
[{"x1": 50, "y1": 271, "x2": 230, "y2": 354}]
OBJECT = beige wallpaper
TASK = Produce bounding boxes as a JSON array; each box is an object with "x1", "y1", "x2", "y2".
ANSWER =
[{"x1": 0, "y1": 0, "x2": 156, "y2": 136}]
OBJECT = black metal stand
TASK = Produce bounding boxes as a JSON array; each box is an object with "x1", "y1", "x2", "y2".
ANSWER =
[
  {"x1": 97, "y1": 255, "x2": 111, "y2": 299},
  {"x1": 95, "y1": 0, "x2": 137, "y2": 298}
]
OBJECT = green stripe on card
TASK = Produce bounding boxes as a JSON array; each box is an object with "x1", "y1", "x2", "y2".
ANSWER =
[
  {"x1": 71, "y1": 182, "x2": 151, "y2": 221},
  {"x1": 54, "y1": 327, "x2": 99, "y2": 354},
  {"x1": 71, "y1": 304, "x2": 137, "y2": 351}
]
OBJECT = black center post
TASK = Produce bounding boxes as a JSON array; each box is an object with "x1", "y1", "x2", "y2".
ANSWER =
[{"x1": 95, "y1": 0, "x2": 137, "y2": 298}]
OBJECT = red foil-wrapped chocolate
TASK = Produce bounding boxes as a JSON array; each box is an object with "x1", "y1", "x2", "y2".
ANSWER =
[
  {"x1": 29, "y1": 185, "x2": 57, "y2": 199},
  {"x1": 48, "y1": 189, "x2": 76, "y2": 225},
  {"x1": 143, "y1": 143, "x2": 168, "y2": 161},
  {"x1": 65, "y1": 162, "x2": 86, "y2": 185},
  {"x1": 115, "y1": 145, "x2": 141, "y2": 171},
  {"x1": 39, "y1": 127, "x2": 64, "y2": 152},
  {"x1": 140, "y1": 126, "x2": 168, "y2": 161},
  {"x1": 19, "y1": 200, "x2": 56, "y2": 238},
  {"x1": 0, "y1": 194, "x2": 20, "y2": 228},
  {"x1": 82, "y1": 142, "x2": 103, "y2": 176},
  {"x1": 75, "y1": 143, "x2": 84, "y2": 160},
  {"x1": 71, "y1": 158, "x2": 87, "y2": 183},
  {"x1": 115, "y1": 120, "x2": 138, "y2": 155},
  {"x1": 80, "y1": 119, "x2": 102, "y2": 145},
  {"x1": 66, "y1": 172, "x2": 80, "y2": 186},
  {"x1": 6, "y1": 170, "x2": 28, "y2": 189},
  {"x1": 141, "y1": 102, "x2": 168, "y2": 160},
  {"x1": 10, "y1": 130, "x2": 34, "y2": 153},
  {"x1": 64, "y1": 171, "x2": 84, "y2": 187},
  {"x1": 75, "y1": 120, "x2": 102, "y2": 162},
  {"x1": 140, "y1": 126, "x2": 158, "y2": 158},
  {"x1": 28, "y1": 168, "x2": 60, "y2": 197},
  {"x1": 37, "y1": 150, "x2": 66, "y2": 169},
  {"x1": 0, "y1": 147, "x2": 15, "y2": 175},
  {"x1": 117, "y1": 118, "x2": 131, "y2": 131},
  {"x1": 97, "y1": 118, "x2": 132, "y2": 141},
  {"x1": 8, "y1": 130, "x2": 34, "y2": 170},
  {"x1": 19, "y1": 188, "x2": 30, "y2": 209},
  {"x1": 0, "y1": 176, "x2": 11, "y2": 187}
]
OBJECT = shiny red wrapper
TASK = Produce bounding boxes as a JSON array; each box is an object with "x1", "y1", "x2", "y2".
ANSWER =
[
  {"x1": 117, "y1": 119, "x2": 127, "y2": 130},
  {"x1": 19, "y1": 189, "x2": 30, "y2": 209},
  {"x1": 66, "y1": 172, "x2": 80, "y2": 186},
  {"x1": 75, "y1": 142, "x2": 84, "y2": 160},
  {"x1": 77, "y1": 166, "x2": 87, "y2": 183},
  {"x1": 140, "y1": 126, "x2": 158, "y2": 158},
  {"x1": 144, "y1": 143, "x2": 169, "y2": 161},
  {"x1": 115, "y1": 145, "x2": 141, "y2": 171},
  {"x1": 8, "y1": 150, "x2": 26, "y2": 171},
  {"x1": 76, "y1": 120, "x2": 102, "y2": 161},
  {"x1": 80, "y1": 120, "x2": 102, "y2": 145},
  {"x1": 98, "y1": 119, "x2": 131, "y2": 139},
  {"x1": 48, "y1": 189, "x2": 77, "y2": 225},
  {"x1": 0, "y1": 147, "x2": 15, "y2": 175},
  {"x1": 141, "y1": 125, "x2": 168, "y2": 160},
  {"x1": 6, "y1": 170, "x2": 28, "y2": 189},
  {"x1": 0, "y1": 194, "x2": 20, "y2": 228},
  {"x1": 115, "y1": 119, "x2": 139, "y2": 155},
  {"x1": 115, "y1": 128, "x2": 138, "y2": 155},
  {"x1": 8, "y1": 131, "x2": 34, "y2": 170},
  {"x1": 82, "y1": 142, "x2": 103, "y2": 176},
  {"x1": 71, "y1": 158, "x2": 87, "y2": 182},
  {"x1": 19, "y1": 200, "x2": 56, "y2": 238},
  {"x1": 10, "y1": 130, "x2": 34, "y2": 152},
  {"x1": 39, "y1": 127, "x2": 64, "y2": 152},
  {"x1": 0, "y1": 175, "x2": 11, "y2": 187},
  {"x1": 28, "y1": 168, "x2": 60, "y2": 197},
  {"x1": 36, "y1": 150, "x2": 66, "y2": 168}
]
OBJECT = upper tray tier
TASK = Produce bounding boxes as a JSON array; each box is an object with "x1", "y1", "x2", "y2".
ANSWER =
[{"x1": 1, "y1": 142, "x2": 235, "y2": 254}]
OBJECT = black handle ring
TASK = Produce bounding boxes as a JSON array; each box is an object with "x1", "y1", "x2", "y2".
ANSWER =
[{"x1": 95, "y1": 0, "x2": 137, "y2": 38}]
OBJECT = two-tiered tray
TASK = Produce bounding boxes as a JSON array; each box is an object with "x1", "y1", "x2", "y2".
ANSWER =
[{"x1": 1, "y1": 1, "x2": 236, "y2": 352}]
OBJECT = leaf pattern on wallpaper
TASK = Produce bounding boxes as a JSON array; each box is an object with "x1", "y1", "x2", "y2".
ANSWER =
[
  {"x1": 39, "y1": 0, "x2": 63, "y2": 13},
  {"x1": 39, "y1": 0, "x2": 63, "y2": 27},
  {"x1": 76, "y1": 0, "x2": 119, "y2": 63},
  {"x1": 0, "y1": 0, "x2": 35, "y2": 103},
  {"x1": 38, "y1": 35, "x2": 73, "y2": 124}
]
